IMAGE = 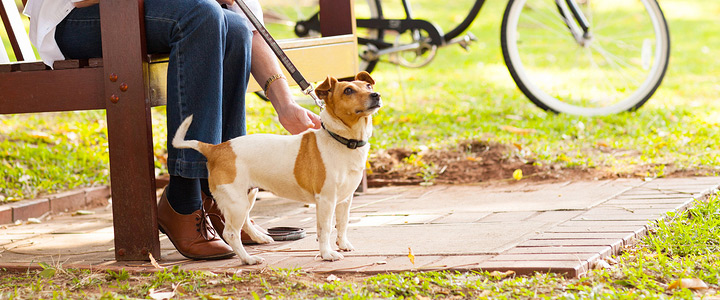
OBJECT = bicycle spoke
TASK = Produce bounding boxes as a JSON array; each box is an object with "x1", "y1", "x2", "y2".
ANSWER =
[
  {"x1": 518, "y1": 12, "x2": 576, "y2": 42},
  {"x1": 590, "y1": 43, "x2": 642, "y2": 87}
]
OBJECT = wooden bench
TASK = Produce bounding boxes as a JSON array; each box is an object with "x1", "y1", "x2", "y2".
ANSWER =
[{"x1": 0, "y1": 0, "x2": 358, "y2": 261}]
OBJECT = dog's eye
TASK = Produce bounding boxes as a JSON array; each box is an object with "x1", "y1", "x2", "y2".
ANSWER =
[
  {"x1": 366, "y1": 84, "x2": 373, "y2": 90},
  {"x1": 344, "y1": 87, "x2": 353, "y2": 95}
]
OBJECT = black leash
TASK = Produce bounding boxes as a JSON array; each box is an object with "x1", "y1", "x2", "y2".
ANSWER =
[{"x1": 233, "y1": 0, "x2": 324, "y2": 108}]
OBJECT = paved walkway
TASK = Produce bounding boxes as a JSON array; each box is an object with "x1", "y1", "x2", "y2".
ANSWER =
[{"x1": 1, "y1": 177, "x2": 718, "y2": 277}]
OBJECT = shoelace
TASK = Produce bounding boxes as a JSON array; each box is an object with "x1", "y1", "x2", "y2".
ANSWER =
[{"x1": 194, "y1": 206, "x2": 218, "y2": 241}]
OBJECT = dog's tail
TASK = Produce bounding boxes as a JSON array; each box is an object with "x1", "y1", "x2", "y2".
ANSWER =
[{"x1": 172, "y1": 115, "x2": 202, "y2": 152}]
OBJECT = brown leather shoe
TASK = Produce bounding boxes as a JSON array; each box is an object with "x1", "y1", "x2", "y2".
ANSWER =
[
  {"x1": 202, "y1": 192, "x2": 268, "y2": 244},
  {"x1": 158, "y1": 189, "x2": 235, "y2": 260}
]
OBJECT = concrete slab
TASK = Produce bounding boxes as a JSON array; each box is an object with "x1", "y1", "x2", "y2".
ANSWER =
[{"x1": 0, "y1": 177, "x2": 717, "y2": 277}]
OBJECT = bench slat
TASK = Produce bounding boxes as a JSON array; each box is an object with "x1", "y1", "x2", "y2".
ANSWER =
[{"x1": 0, "y1": 67, "x2": 106, "y2": 114}]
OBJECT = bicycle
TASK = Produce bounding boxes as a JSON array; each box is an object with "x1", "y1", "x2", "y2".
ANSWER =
[{"x1": 292, "y1": 0, "x2": 671, "y2": 116}]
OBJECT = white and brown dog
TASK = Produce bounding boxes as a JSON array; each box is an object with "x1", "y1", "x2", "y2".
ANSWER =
[{"x1": 172, "y1": 71, "x2": 381, "y2": 265}]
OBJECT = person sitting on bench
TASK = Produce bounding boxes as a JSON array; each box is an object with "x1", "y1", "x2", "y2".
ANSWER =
[{"x1": 25, "y1": 0, "x2": 321, "y2": 260}]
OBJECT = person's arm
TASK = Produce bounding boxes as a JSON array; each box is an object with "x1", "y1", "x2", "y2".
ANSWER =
[{"x1": 250, "y1": 32, "x2": 322, "y2": 135}]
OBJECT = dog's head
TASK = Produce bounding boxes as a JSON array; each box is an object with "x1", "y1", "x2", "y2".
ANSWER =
[{"x1": 315, "y1": 71, "x2": 382, "y2": 126}]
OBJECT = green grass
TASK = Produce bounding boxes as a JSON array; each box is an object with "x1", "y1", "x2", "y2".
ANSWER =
[
  {"x1": 2, "y1": 0, "x2": 720, "y2": 201},
  {"x1": 3, "y1": 192, "x2": 720, "y2": 299}
]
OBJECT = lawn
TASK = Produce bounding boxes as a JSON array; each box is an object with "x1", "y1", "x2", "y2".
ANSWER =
[{"x1": 1, "y1": 1, "x2": 719, "y2": 200}]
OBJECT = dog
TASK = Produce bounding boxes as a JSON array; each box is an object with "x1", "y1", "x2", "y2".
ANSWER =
[{"x1": 172, "y1": 71, "x2": 382, "y2": 265}]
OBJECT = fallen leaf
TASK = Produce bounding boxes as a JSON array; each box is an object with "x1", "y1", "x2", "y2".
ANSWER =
[
  {"x1": 73, "y1": 210, "x2": 95, "y2": 216},
  {"x1": 148, "y1": 288, "x2": 174, "y2": 300},
  {"x1": 26, "y1": 218, "x2": 41, "y2": 224},
  {"x1": 668, "y1": 278, "x2": 708, "y2": 291},
  {"x1": 149, "y1": 252, "x2": 163, "y2": 269},
  {"x1": 489, "y1": 270, "x2": 515, "y2": 279},
  {"x1": 501, "y1": 125, "x2": 536, "y2": 135},
  {"x1": 512, "y1": 143, "x2": 523, "y2": 151},
  {"x1": 375, "y1": 261, "x2": 387, "y2": 265},
  {"x1": 408, "y1": 247, "x2": 415, "y2": 265},
  {"x1": 594, "y1": 259, "x2": 611, "y2": 269},
  {"x1": 512, "y1": 169, "x2": 523, "y2": 181},
  {"x1": 466, "y1": 156, "x2": 482, "y2": 162}
]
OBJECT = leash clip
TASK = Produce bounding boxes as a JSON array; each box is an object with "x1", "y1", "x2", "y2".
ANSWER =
[{"x1": 303, "y1": 86, "x2": 325, "y2": 109}]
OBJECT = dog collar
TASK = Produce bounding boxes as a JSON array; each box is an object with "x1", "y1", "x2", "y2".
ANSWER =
[{"x1": 321, "y1": 122, "x2": 368, "y2": 149}]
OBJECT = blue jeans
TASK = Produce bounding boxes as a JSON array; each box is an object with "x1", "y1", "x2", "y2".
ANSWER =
[{"x1": 55, "y1": 0, "x2": 252, "y2": 179}]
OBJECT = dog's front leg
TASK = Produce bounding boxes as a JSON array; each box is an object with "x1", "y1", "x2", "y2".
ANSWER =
[
  {"x1": 316, "y1": 194, "x2": 344, "y2": 261},
  {"x1": 335, "y1": 195, "x2": 355, "y2": 252}
]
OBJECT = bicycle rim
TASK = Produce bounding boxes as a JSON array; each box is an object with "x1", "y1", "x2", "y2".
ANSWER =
[{"x1": 501, "y1": 0, "x2": 670, "y2": 116}]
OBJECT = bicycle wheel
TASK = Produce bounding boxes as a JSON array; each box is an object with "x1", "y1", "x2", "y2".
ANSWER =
[
  {"x1": 357, "y1": 0, "x2": 384, "y2": 73},
  {"x1": 501, "y1": 0, "x2": 670, "y2": 116}
]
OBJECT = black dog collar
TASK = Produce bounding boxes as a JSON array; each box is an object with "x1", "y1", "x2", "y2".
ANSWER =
[{"x1": 321, "y1": 122, "x2": 368, "y2": 149}]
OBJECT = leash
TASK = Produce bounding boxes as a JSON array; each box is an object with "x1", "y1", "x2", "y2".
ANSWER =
[{"x1": 233, "y1": 0, "x2": 325, "y2": 109}]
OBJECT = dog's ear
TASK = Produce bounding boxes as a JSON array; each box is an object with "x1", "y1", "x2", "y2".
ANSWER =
[
  {"x1": 315, "y1": 76, "x2": 337, "y2": 99},
  {"x1": 355, "y1": 71, "x2": 375, "y2": 85}
]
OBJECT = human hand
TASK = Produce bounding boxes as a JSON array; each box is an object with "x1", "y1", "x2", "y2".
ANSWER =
[{"x1": 276, "y1": 102, "x2": 322, "y2": 135}]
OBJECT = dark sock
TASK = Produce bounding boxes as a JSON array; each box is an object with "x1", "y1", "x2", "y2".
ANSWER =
[
  {"x1": 167, "y1": 175, "x2": 202, "y2": 214},
  {"x1": 200, "y1": 178, "x2": 212, "y2": 198}
]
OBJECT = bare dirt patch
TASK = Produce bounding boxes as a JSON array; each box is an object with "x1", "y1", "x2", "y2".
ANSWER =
[{"x1": 366, "y1": 140, "x2": 710, "y2": 187}]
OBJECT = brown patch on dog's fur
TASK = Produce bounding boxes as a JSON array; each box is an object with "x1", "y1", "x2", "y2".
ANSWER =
[
  {"x1": 199, "y1": 142, "x2": 237, "y2": 191},
  {"x1": 294, "y1": 131, "x2": 326, "y2": 194}
]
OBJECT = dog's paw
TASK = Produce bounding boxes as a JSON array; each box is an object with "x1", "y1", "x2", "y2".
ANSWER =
[
  {"x1": 321, "y1": 250, "x2": 345, "y2": 261},
  {"x1": 336, "y1": 239, "x2": 355, "y2": 252},
  {"x1": 252, "y1": 233, "x2": 274, "y2": 244},
  {"x1": 240, "y1": 255, "x2": 265, "y2": 265}
]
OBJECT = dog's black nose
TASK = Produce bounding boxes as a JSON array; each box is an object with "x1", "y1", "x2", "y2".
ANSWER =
[{"x1": 370, "y1": 92, "x2": 381, "y2": 100}]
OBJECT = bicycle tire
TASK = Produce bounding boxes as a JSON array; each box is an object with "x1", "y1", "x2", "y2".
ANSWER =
[
  {"x1": 501, "y1": 0, "x2": 670, "y2": 116},
  {"x1": 358, "y1": 0, "x2": 384, "y2": 73}
]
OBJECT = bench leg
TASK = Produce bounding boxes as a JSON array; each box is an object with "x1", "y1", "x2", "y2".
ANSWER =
[
  {"x1": 100, "y1": 0, "x2": 160, "y2": 261},
  {"x1": 106, "y1": 106, "x2": 160, "y2": 261}
]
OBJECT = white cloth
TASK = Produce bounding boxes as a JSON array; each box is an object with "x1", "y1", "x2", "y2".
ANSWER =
[{"x1": 23, "y1": 0, "x2": 263, "y2": 68}]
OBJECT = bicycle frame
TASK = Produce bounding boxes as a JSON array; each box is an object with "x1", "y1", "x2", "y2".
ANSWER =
[{"x1": 294, "y1": 0, "x2": 592, "y2": 64}]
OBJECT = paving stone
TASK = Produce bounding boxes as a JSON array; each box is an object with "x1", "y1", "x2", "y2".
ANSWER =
[
  {"x1": 270, "y1": 223, "x2": 544, "y2": 256},
  {"x1": 613, "y1": 194, "x2": 693, "y2": 200},
  {"x1": 490, "y1": 253, "x2": 599, "y2": 262},
  {"x1": 572, "y1": 213, "x2": 663, "y2": 222},
  {"x1": 386, "y1": 214, "x2": 444, "y2": 225},
  {"x1": 530, "y1": 232, "x2": 637, "y2": 243},
  {"x1": 518, "y1": 239, "x2": 623, "y2": 253},
  {"x1": 596, "y1": 202, "x2": 691, "y2": 210},
  {"x1": 477, "y1": 260, "x2": 588, "y2": 277},
  {"x1": 525, "y1": 211, "x2": 584, "y2": 223},
  {"x1": 426, "y1": 255, "x2": 493, "y2": 271},
  {"x1": 559, "y1": 220, "x2": 652, "y2": 227},
  {"x1": 603, "y1": 199, "x2": 694, "y2": 205},
  {"x1": 506, "y1": 246, "x2": 612, "y2": 257},
  {"x1": 84, "y1": 186, "x2": 111, "y2": 206},
  {"x1": 307, "y1": 256, "x2": 390, "y2": 273},
  {"x1": 12, "y1": 199, "x2": 50, "y2": 222},
  {"x1": 477, "y1": 211, "x2": 537, "y2": 222},
  {"x1": 358, "y1": 255, "x2": 444, "y2": 273},
  {"x1": 545, "y1": 226, "x2": 646, "y2": 234},
  {"x1": 0, "y1": 206, "x2": 11, "y2": 225},
  {"x1": 49, "y1": 190, "x2": 86, "y2": 214},
  {"x1": 430, "y1": 212, "x2": 491, "y2": 224}
]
